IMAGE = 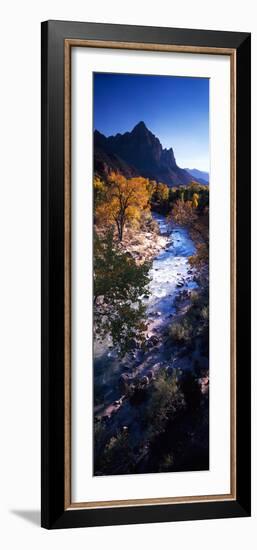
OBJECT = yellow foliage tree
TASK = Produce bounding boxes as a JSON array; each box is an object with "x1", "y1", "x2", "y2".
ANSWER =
[
  {"x1": 192, "y1": 193, "x2": 199, "y2": 208},
  {"x1": 93, "y1": 177, "x2": 107, "y2": 208},
  {"x1": 155, "y1": 182, "x2": 169, "y2": 202},
  {"x1": 170, "y1": 199, "x2": 197, "y2": 227},
  {"x1": 95, "y1": 173, "x2": 150, "y2": 241}
]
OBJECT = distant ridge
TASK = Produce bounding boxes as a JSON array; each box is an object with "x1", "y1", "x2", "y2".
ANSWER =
[
  {"x1": 94, "y1": 122, "x2": 199, "y2": 187},
  {"x1": 185, "y1": 168, "x2": 209, "y2": 185}
]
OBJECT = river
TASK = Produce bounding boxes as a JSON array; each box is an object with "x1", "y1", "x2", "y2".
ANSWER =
[
  {"x1": 147, "y1": 213, "x2": 197, "y2": 330},
  {"x1": 94, "y1": 214, "x2": 197, "y2": 417}
]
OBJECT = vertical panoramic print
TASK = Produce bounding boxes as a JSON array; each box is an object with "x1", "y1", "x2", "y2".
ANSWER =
[{"x1": 93, "y1": 73, "x2": 209, "y2": 476}]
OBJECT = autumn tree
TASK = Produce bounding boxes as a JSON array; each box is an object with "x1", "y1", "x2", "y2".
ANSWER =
[
  {"x1": 192, "y1": 192, "x2": 199, "y2": 208},
  {"x1": 93, "y1": 177, "x2": 107, "y2": 209},
  {"x1": 95, "y1": 173, "x2": 150, "y2": 241},
  {"x1": 169, "y1": 190, "x2": 209, "y2": 282},
  {"x1": 169, "y1": 199, "x2": 198, "y2": 227},
  {"x1": 189, "y1": 205, "x2": 209, "y2": 278},
  {"x1": 150, "y1": 181, "x2": 170, "y2": 213},
  {"x1": 154, "y1": 182, "x2": 169, "y2": 202},
  {"x1": 146, "y1": 179, "x2": 157, "y2": 198}
]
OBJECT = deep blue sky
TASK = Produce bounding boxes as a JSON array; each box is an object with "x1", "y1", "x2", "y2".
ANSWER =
[{"x1": 93, "y1": 73, "x2": 209, "y2": 171}]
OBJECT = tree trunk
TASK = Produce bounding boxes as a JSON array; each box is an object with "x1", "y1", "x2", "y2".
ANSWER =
[
  {"x1": 116, "y1": 220, "x2": 123, "y2": 241},
  {"x1": 119, "y1": 225, "x2": 123, "y2": 241}
]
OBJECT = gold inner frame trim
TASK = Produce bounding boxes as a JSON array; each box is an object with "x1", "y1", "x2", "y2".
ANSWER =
[{"x1": 64, "y1": 38, "x2": 237, "y2": 510}]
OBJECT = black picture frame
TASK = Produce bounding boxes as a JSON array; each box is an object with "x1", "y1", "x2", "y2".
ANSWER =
[{"x1": 41, "y1": 20, "x2": 251, "y2": 529}]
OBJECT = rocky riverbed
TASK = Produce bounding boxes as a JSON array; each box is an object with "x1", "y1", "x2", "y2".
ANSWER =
[
  {"x1": 117, "y1": 224, "x2": 169, "y2": 264},
  {"x1": 94, "y1": 214, "x2": 199, "y2": 420}
]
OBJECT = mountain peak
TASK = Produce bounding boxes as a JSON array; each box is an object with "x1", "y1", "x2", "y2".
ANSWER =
[
  {"x1": 94, "y1": 123, "x2": 194, "y2": 187},
  {"x1": 132, "y1": 121, "x2": 148, "y2": 133}
]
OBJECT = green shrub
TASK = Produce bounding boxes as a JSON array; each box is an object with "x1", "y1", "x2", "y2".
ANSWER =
[
  {"x1": 200, "y1": 305, "x2": 209, "y2": 321},
  {"x1": 158, "y1": 453, "x2": 174, "y2": 472},
  {"x1": 190, "y1": 290, "x2": 199, "y2": 304},
  {"x1": 145, "y1": 370, "x2": 185, "y2": 438},
  {"x1": 169, "y1": 320, "x2": 192, "y2": 344},
  {"x1": 95, "y1": 431, "x2": 136, "y2": 475}
]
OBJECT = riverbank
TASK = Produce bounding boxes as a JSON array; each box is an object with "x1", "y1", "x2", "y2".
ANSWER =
[{"x1": 118, "y1": 225, "x2": 169, "y2": 264}]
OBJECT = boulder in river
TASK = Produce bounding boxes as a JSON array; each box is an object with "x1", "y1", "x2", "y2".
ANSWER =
[
  {"x1": 114, "y1": 399, "x2": 122, "y2": 406},
  {"x1": 95, "y1": 295, "x2": 104, "y2": 305},
  {"x1": 140, "y1": 375, "x2": 150, "y2": 386},
  {"x1": 146, "y1": 335, "x2": 160, "y2": 348}
]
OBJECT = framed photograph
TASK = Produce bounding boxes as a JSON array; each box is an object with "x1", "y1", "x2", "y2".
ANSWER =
[{"x1": 41, "y1": 20, "x2": 251, "y2": 529}]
